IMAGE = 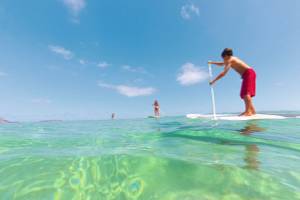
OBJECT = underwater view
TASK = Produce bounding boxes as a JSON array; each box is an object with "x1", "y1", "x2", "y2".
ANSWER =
[{"x1": 0, "y1": 115, "x2": 300, "y2": 200}]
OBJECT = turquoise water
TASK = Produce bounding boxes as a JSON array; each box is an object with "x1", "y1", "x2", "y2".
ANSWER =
[{"x1": 0, "y1": 115, "x2": 300, "y2": 200}]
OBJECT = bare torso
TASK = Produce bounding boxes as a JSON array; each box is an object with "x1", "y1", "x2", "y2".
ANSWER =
[
  {"x1": 227, "y1": 56, "x2": 251, "y2": 76},
  {"x1": 153, "y1": 103, "x2": 159, "y2": 110}
]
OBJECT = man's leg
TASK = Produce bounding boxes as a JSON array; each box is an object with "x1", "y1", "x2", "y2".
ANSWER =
[
  {"x1": 247, "y1": 95, "x2": 256, "y2": 115},
  {"x1": 240, "y1": 96, "x2": 248, "y2": 116},
  {"x1": 240, "y1": 95, "x2": 249, "y2": 116},
  {"x1": 243, "y1": 95, "x2": 255, "y2": 116},
  {"x1": 250, "y1": 100, "x2": 256, "y2": 115}
]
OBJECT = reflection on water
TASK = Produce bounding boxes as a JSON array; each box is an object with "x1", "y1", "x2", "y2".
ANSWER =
[
  {"x1": 239, "y1": 122, "x2": 265, "y2": 170},
  {"x1": 244, "y1": 144, "x2": 260, "y2": 170},
  {"x1": 239, "y1": 122, "x2": 266, "y2": 135}
]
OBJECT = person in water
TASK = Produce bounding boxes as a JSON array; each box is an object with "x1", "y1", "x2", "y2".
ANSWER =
[
  {"x1": 153, "y1": 100, "x2": 160, "y2": 117},
  {"x1": 111, "y1": 113, "x2": 115, "y2": 120},
  {"x1": 209, "y1": 48, "x2": 256, "y2": 116}
]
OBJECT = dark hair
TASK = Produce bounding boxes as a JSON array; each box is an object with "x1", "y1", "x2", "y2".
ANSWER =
[{"x1": 221, "y1": 48, "x2": 233, "y2": 58}]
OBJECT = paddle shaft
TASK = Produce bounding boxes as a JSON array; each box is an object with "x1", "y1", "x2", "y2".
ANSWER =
[{"x1": 208, "y1": 62, "x2": 217, "y2": 120}]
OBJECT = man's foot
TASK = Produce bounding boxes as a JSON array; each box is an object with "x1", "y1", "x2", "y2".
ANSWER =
[
  {"x1": 241, "y1": 112, "x2": 255, "y2": 116},
  {"x1": 239, "y1": 112, "x2": 246, "y2": 116}
]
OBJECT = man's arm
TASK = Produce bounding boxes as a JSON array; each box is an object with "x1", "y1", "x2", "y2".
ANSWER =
[
  {"x1": 208, "y1": 61, "x2": 224, "y2": 66},
  {"x1": 209, "y1": 65, "x2": 230, "y2": 85}
]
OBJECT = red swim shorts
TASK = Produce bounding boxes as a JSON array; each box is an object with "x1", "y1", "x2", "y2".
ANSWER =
[{"x1": 240, "y1": 68, "x2": 256, "y2": 99}]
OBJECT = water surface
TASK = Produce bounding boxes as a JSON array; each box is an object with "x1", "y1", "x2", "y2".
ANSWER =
[{"x1": 0, "y1": 115, "x2": 300, "y2": 199}]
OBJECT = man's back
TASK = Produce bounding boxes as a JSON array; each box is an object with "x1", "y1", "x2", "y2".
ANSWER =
[{"x1": 229, "y1": 56, "x2": 251, "y2": 76}]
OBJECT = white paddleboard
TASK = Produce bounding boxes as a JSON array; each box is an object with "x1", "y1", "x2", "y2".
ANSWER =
[
  {"x1": 219, "y1": 114, "x2": 286, "y2": 121},
  {"x1": 147, "y1": 116, "x2": 160, "y2": 119},
  {"x1": 186, "y1": 114, "x2": 229, "y2": 119},
  {"x1": 187, "y1": 114, "x2": 286, "y2": 121}
]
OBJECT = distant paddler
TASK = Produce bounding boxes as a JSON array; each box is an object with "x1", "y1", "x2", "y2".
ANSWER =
[{"x1": 153, "y1": 100, "x2": 160, "y2": 117}]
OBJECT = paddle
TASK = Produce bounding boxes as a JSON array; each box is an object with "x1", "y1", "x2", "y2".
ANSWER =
[{"x1": 208, "y1": 61, "x2": 217, "y2": 120}]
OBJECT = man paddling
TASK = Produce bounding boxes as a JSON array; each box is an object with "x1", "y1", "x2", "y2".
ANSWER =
[{"x1": 209, "y1": 48, "x2": 256, "y2": 116}]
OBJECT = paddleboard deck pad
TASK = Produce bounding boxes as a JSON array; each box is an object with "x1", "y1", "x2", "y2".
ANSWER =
[{"x1": 186, "y1": 114, "x2": 286, "y2": 121}]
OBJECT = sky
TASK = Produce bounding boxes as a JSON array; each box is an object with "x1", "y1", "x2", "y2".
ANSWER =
[{"x1": 0, "y1": 0, "x2": 300, "y2": 121}]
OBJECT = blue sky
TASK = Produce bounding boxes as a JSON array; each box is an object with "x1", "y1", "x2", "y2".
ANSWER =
[{"x1": 0, "y1": 0, "x2": 299, "y2": 121}]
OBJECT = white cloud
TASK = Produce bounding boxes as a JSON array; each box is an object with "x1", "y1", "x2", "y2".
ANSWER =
[
  {"x1": 177, "y1": 62, "x2": 209, "y2": 86},
  {"x1": 79, "y1": 59, "x2": 86, "y2": 65},
  {"x1": 116, "y1": 85, "x2": 155, "y2": 97},
  {"x1": 181, "y1": 4, "x2": 200, "y2": 20},
  {"x1": 49, "y1": 45, "x2": 73, "y2": 60},
  {"x1": 98, "y1": 82, "x2": 113, "y2": 89},
  {"x1": 0, "y1": 72, "x2": 8, "y2": 77},
  {"x1": 98, "y1": 81, "x2": 156, "y2": 97},
  {"x1": 133, "y1": 78, "x2": 144, "y2": 83},
  {"x1": 62, "y1": 0, "x2": 86, "y2": 15},
  {"x1": 31, "y1": 98, "x2": 52, "y2": 104},
  {"x1": 122, "y1": 65, "x2": 147, "y2": 74},
  {"x1": 97, "y1": 62, "x2": 111, "y2": 68}
]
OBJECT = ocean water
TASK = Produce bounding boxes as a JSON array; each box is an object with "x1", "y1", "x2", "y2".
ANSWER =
[{"x1": 0, "y1": 115, "x2": 300, "y2": 200}]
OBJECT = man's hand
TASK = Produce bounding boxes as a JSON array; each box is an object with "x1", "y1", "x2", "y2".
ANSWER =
[{"x1": 209, "y1": 80, "x2": 215, "y2": 86}]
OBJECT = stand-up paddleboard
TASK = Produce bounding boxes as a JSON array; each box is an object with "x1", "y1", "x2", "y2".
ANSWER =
[
  {"x1": 148, "y1": 116, "x2": 160, "y2": 119},
  {"x1": 186, "y1": 114, "x2": 228, "y2": 119},
  {"x1": 186, "y1": 113, "x2": 286, "y2": 121},
  {"x1": 219, "y1": 114, "x2": 286, "y2": 121}
]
